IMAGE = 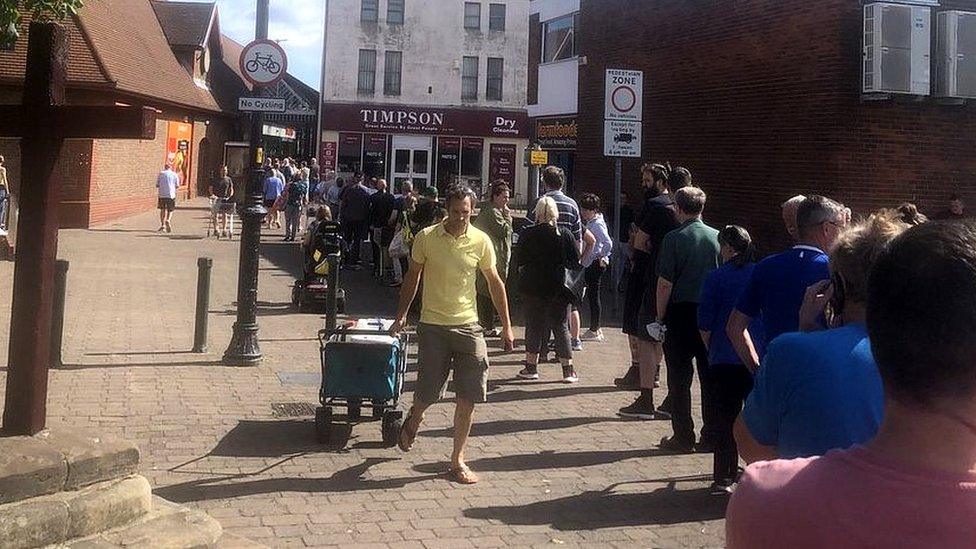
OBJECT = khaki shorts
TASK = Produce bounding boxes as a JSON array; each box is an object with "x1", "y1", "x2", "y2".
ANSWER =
[{"x1": 414, "y1": 323, "x2": 489, "y2": 404}]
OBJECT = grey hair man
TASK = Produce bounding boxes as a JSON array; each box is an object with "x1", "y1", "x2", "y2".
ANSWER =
[{"x1": 781, "y1": 195, "x2": 806, "y2": 241}]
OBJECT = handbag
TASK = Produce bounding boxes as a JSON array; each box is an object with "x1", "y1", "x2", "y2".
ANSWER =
[
  {"x1": 389, "y1": 227, "x2": 410, "y2": 259},
  {"x1": 562, "y1": 263, "x2": 586, "y2": 306}
]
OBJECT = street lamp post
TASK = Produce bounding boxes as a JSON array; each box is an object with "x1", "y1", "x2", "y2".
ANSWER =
[{"x1": 224, "y1": 0, "x2": 270, "y2": 366}]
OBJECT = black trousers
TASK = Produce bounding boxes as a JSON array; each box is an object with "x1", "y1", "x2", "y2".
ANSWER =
[
  {"x1": 704, "y1": 364, "x2": 754, "y2": 483},
  {"x1": 584, "y1": 262, "x2": 607, "y2": 331},
  {"x1": 477, "y1": 293, "x2": 496, "y2": 331},
  {"x1": 663, "y1": 302, "x2": 711, "y2": 445},
  {"x1": 344, "y1": 220, "x2": 367, "y2": 264},
  {"x1": 523, "y1": 294, "x2": 572, "y2": 360}
]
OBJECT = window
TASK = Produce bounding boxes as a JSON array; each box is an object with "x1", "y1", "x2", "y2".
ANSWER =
[
  {"x1": 543, "y1": 13, "x2": 577, "y2": 62},
  {"x1": 357, "y1": 49, "x2": 376, "y2": 95},
  {"x1": 486, "y1": 57, "x2": 503, "y2": 100},
  {"x1": 387, "y1": 0, "x2": 404, "y2": 24},
  {"x1": 361, "y1": 0, "x2": 378, "y2": 22},
  {"x1": 461, "y1": 56, "x2": 479, "y2": 100},
  {"x1": 384, "y1": 51, "x2": 402, "y2": 95},
  {"x1": 489, "y1": 3, "x2": 505, "y2": 31},
  {"x1": 464, "y1": 2, "x2": 481, "y2": 29}
]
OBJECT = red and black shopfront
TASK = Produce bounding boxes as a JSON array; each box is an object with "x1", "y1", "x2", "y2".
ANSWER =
[{"x1": 319, "y1": 102, "x2": 530, "y2": 204}]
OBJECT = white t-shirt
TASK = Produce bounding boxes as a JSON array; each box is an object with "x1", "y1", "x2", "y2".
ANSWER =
[{"x1": 156, "y1": 170, "x2": 180, "y2": 199}]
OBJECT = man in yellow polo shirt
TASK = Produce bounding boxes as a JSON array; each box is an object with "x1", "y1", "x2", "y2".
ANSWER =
[{"x1": 391, "y1": 185, "x2": 515, "y2": 485}]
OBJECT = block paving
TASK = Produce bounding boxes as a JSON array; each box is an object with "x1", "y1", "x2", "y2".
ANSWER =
[{"x1": 0, "y1": 200, "x2": 726, "y2": 548}]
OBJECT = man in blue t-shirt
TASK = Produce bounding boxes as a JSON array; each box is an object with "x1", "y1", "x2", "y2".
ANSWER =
[
  {"x1": 726, "y1": 195, "x2": 845, "y2": 371},
  {"x1": 732, "y1": 210, "x2": 903, "y2": 462}
]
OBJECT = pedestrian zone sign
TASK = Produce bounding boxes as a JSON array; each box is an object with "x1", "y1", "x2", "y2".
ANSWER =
[{"x1": 604, "y1": 68, "x2": 643, "y2": 158}]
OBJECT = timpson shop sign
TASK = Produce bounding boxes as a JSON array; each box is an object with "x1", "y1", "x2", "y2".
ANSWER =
[{"x1": 321, "y1": 102, "x2": 529, "y2": 138}]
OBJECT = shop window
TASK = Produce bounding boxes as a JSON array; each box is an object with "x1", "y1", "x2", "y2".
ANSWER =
[
  {"x1": 388, "y1": 0, "x2": 404, "y2": 24},
  {"x1": 543, "y1": 13, "x2": 577, "y2": 63},
  {"x1": 384, "y1": 51, "x2": 402, "y2": 96},
  {"x1": 358, "y1": 49, "x2": 376, "y2": 95},
  {"x1": 461, "y1": 138, "x2": 483, "y2": 178},
  {"x1": 361, "y1": 0, "x2": 378, "y2": 22},
  {"x1": 464, "y1": 2, "x2": 481, "y2": 29},
  {"x1": 487, "y1": 57, "x2": 503, "y2": 101},
  {"x1": 489, "y1": 3, "x2": 506, "y2": 31},
  {"x1": 462, "y1": 56, "x2": 479, "y2": 100},
  {"x1": 436, "y1": 137, "x2": 461, "y2": 188},
  {"x1": 338, "y1": 133, "x2": 363, "y2": 174},
  {"x1": 362, "y1": 134, "x2": 388, "y2": 179}
]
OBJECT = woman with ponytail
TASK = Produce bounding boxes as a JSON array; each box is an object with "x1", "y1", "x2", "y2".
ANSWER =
[{"x1": 696, "y1": 225, "x2": 765, "y2": 493}]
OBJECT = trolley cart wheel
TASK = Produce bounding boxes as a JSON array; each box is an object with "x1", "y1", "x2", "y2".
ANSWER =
[
  {"x1": 314, "y1": 406, "x2": 332, "y2": 443},
  {"x1": 372, "y1": 399, "x2": 386, "y2": 418},
  {"x1": 348, "y1": 399, "x2": 362, "y2": 420},
  {"x1": 381, "y1": 409, "x2": 404, "y2": 447}
]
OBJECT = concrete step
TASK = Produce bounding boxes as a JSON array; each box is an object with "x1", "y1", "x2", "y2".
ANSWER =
[
  {"x1": 63, "y1": 497, "x2": 223, "y2": 549},
  {"x1": 0, "y1": 475, "x2": 151, "y2": 549},
  {"x1": 0, "y1": 428, "x2": 140, "y2": 506}
]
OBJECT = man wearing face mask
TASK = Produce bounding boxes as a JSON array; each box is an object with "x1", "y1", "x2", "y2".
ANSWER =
[{"x1": 733, "y1": 210, "x2": 907, "y2": 463}]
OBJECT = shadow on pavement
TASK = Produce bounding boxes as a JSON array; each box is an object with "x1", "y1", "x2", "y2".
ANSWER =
[
  {"x1": 205, "y1": 419, "x2": 334, "y2": 458},
  {"x1": 419, "y1": 416, "x2": 624, "y2": 438},
  {"x1": 466, "y1": 385, "x2": 621, "y2": 404},
  {"x1": 414, "y1": 448, "x2": 667, "y2": 474},
  {"x1": 156, "y1": 456, "x2": 436, "y2": 504},
  {"x1": 463, "y1": 484, "x2": 727, "y2": 530},
  {"x1": 57, "y1": 359, "x2": 227, "y2": 370}
]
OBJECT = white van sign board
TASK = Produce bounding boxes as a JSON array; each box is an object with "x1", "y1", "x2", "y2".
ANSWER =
[{"x1": 604, "y1": 119, "x2": 642, "y2": 157}]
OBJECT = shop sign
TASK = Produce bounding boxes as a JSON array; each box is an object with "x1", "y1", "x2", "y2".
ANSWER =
[
  {"x1": 321, "y1": 102, "x2": 529, "y2": 138},
  {"x1": 263, "y1": 124, "x2": 296, "y2": 140},
  {"x1": 489, "y1": 144, "x2": 517, "y2": 187},
  {"x1": 535, "y1": 117, "x2": 577, "y2": 149},
  {"x1": 163, "y1": 121, "x2": 192, "y2": 188},
  {"x1": 319, "y1": 141, "x2": 337, "y2": 171}
]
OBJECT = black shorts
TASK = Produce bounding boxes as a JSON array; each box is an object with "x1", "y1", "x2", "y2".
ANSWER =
[
  {"x1": 157, "y1": 197, "x2": 176, "y2": 212},
  {"x1": 622, "y1": 263, "x2": 656, "y2": 342}
]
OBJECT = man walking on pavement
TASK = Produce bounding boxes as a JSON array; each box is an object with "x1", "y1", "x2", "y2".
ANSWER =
[
  {"x1": 156, "y1": 162, "x2": 180, "y2": 233},
  {"x1": 391, "y1": 185, "x2": 515, "y2": 485},
  {"x1": 340, "y1": 173, "x2": 371, "y2": 268},
  {"x1": 650, "y1": 186, "x2": 721, "y2": 453}
]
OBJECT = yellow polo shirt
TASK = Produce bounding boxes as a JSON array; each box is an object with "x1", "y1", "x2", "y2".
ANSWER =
[{"x1": 412, "y1": 222, "x2": 496, "y2": 326}]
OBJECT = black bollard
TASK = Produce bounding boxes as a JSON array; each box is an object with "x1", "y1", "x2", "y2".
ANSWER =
[
  {"x1": 50, "y1": 259, "x2": 68, "y2": 369},
  {"x1": 193, "y1": 257, "x2": 213, "y2": 353}
]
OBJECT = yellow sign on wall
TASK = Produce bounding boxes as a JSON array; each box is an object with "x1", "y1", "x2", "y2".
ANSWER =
[{"x1": 529, "y1": 150, "x2": 549, "y2": 166}]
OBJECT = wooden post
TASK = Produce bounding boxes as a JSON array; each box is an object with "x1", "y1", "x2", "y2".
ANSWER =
[{"x1": 2, "y1": 22, "x2": 67, "y2": 435}]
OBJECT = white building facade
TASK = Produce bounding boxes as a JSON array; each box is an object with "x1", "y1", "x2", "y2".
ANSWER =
[
  {"x1": 319, "y1": 0, "x2": 530, "y2": 202},
  {"x1": 528, "y1": 0, "x2": 579, "y2": 190}
]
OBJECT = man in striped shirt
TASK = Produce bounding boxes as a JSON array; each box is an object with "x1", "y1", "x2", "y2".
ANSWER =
[{"x1": 526, "y1": 166, "x2": 595, "y2": 351}]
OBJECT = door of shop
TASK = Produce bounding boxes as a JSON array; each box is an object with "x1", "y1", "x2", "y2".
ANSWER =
[{"x1": 391, "y1": 135, "x2": 432, "y2": 193}]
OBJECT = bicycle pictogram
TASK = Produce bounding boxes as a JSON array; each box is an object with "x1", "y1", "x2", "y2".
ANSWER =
[{"x1": 246, "y1": 52, "x2": 281, "y2": 75}]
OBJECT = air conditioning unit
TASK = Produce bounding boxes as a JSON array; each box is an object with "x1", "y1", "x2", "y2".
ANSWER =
[
  {"x1": 863, "y1": 3, "x2": 931, "y2": 95},
  {"x1": 936, "y1": 11, "x2": 976, "y2": 98}
]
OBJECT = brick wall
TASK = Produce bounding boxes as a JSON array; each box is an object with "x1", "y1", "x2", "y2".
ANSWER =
[
  {"x1": 89, "y1": 119, "x2": 168, "y2": 225},
  {"x1": 576, "y1": 0, "x2": 976, "y2": 253}
]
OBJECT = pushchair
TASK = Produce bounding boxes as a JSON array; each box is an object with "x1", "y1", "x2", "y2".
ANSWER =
[
  {"x1": 207, "y1": 197, "x2": 236, "y2": 239},
  {"x1": 315, "y1": 318, "x2": 407, "y2": 445},
  {"x1": 292, "y1": 219, "x2": 347, "y2": 313}
]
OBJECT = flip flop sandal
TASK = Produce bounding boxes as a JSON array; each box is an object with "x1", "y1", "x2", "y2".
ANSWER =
[
  {"x1": 398, "y1": 412, "x2": 419, "y2": 452},
  {"x1": 447, "y1": 464, "x2": 479, "y2": 485}
]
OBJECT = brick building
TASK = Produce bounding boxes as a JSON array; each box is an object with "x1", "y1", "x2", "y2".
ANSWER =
[
  {"x1": 532, "y1": 0, "x2": 976, "y2": 251},
  {"x1": 0, "y1": 0, "x2": 316, "y2": 230}
]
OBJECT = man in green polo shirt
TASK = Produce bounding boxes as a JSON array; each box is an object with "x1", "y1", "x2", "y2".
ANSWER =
[
  {"x1": 652, "y1": 186, "x2": 721, "y2": 453},
  {"x1": 391, "y1": 185, "x2": 515, "y2": 485}
]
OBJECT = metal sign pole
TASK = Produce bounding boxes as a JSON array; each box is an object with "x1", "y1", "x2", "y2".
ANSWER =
[{"x1": 613, "y1": 157, "x2": 622, "y2": 293}]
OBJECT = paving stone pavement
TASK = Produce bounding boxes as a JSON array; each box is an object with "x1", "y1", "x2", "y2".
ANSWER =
[{"x1": 0, "y1": 200, "x2": 727, "y2": 548}]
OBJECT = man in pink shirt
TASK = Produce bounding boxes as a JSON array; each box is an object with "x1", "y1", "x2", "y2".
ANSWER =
[{"x1": 726, "y1": 221, "x2": 976, "y2": 548}]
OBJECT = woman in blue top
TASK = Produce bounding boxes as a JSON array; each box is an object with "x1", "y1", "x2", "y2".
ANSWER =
[{"x1": 697, "y1": 225, "x2": 764, "y2": 492}]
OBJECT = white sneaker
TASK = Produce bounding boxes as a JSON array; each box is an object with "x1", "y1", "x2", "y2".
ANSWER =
[
  {"x1": 572, "y1": 339, "x2": 584, "y2": 352},
  {"x1": 580, "y1": 329, "x2": 605, "y2": 342}
]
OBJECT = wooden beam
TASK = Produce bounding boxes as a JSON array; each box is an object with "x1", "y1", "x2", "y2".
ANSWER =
[{"x1": 0, "y1": 105, "x2": 157, "y2": 139}]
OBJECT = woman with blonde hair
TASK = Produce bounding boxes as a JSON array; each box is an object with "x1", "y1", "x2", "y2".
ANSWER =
[{"x1": 513, "y1": 196, "x2": 581, "y2": 383}]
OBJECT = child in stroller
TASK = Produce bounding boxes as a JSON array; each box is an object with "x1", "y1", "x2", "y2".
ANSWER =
[{"x1": 293, "y1": 207, "x2": 347, "y2": 313}]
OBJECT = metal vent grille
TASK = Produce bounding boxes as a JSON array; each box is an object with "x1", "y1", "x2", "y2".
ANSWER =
[{"x1": 271, "y1": 402, "x2": 317, "y2": 418}]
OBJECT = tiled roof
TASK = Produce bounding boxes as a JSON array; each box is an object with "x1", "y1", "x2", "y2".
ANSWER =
[
  {"x1": 0, "y1": 12, "x2": 110, "y2": 86},
  {"x1": 151, "y1": 0, "x2": 216, "y2": 49},
  {"x1": 76, "y1": 0, "x2": 221, "y2": 112}
]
